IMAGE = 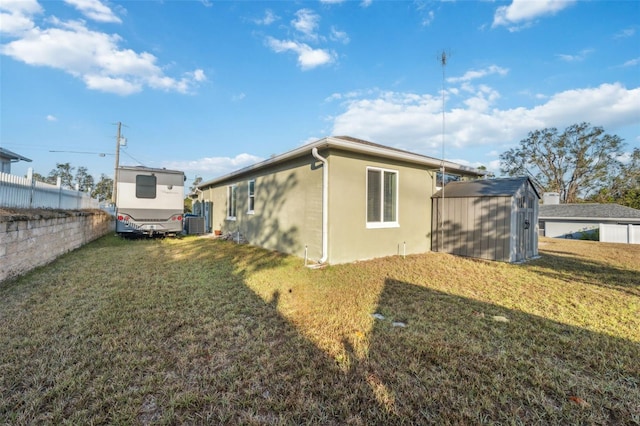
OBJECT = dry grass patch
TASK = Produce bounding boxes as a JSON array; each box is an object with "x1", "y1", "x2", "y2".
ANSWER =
[{"x1": 1, "y1": 235, "x2": 638, "y2": 424}]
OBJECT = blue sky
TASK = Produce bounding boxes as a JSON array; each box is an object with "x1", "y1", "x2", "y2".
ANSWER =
[{"x1": 1, "y1": 0, "x2": 639, "y2": 187}]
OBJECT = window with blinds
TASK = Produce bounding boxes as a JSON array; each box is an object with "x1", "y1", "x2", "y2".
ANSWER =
[
  {"x1": 367, "y1": 167, "x2": 398, "y2": 228},
  {"x1": 227, "y1": 184, "x2": 237, "y2": 220}
]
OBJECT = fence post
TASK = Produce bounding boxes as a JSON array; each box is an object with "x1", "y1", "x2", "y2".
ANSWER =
[
  {"x1": 57, "y1": 177, "x2": 62, "y2": 208},
  {"x1": 27, "y1": 167, "x2": 35, "y2": 208},
  {"x1": 629, "y1": 224, "x2": 633, "y2": 244}
]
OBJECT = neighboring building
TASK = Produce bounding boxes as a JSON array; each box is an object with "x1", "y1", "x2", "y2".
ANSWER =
[
  {"x1": 538, "y1": 203, "x2": 640, "y2": 239},
  {"x1": 197, "y1": 136, "x2": 486, "y2": 265},
  {"x1": 0, "y1": 147, "x2": 32, "y2": 174},
  {"x1": 431, "y1": 177, "x2": 540, "y2": 263}
]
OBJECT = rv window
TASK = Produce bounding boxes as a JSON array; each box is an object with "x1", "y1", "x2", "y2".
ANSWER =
[{"x1": 136, "y1": 175, "x2": 157, "y2": 199}]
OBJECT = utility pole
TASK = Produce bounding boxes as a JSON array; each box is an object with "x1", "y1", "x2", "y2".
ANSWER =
[{"x1": 112, "y1": 121, "x2": 122, "y2": 203}]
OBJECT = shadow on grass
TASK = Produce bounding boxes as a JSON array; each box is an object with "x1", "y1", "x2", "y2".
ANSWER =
[
  {"x1": 2, "y1": 235, "x2": 638, "y2": 424},
  {"x1": 359, "y1": 278, "x2": 639, "y2": 423},
  {"x1": 526, "y1": 250, "x2": 640, "y2": 297}
]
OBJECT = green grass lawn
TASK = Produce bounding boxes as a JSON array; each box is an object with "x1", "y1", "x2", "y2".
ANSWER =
[{"x1": 1, "y1": 235, "x2": 638, "y2": 424}]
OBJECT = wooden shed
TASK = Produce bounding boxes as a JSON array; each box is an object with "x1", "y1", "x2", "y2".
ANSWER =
[{"x1": 431, "y1": 177, "x2": 540, "y2": 262}]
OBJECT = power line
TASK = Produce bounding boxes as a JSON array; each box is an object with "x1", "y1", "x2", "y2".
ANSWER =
[
  {"x1": 120, "y1": 148, "x2": 146, "y2": 166},
  {"x1": 49, "y1": 150, "x2": 114, "y2": 156}
]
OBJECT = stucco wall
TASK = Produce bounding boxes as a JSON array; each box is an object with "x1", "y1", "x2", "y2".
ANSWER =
[
  {"x1": 199, "y1": 147, "x2": 443, "y2": 265},
  {"x1": 0, "y1": 209, "x2": 114, "y2": 283},
  {"x1": 327, "y1": 150, "x2": 435, "y2": 264},
  {"x1": 201, "y1": 155, "x2": 324, "y2": 261}
]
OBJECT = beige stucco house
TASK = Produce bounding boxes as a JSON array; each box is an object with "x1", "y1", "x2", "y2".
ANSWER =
[{"x1": 197, "y1": 136, "x2": 487, "y2": 265}]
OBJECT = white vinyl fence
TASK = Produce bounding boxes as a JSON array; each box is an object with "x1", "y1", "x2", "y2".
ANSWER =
[
  {"x1": 599, "y1": 223, "x2": 640, "y2": 244},
  {"x1": 0, "y1": 170, "x2": 100, "y2": 210}
]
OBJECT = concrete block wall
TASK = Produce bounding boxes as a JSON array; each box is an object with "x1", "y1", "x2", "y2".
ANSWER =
[{"x1": 0, "y1": 210, "x2": 114, "y2": 283}]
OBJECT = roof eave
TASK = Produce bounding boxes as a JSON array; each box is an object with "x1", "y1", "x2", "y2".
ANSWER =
[
  {"x1": 0, "y1": 147, "x2": 32, "y2": 163},
  {"x1": 539, "y1": 216, "x2": 640, "y2": 221},
  {"x1": 198, "y1": 136, "x2": 486, "y2": 189}
]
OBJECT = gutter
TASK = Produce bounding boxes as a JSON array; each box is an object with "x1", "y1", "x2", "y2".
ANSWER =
[
  {"x1": 311, "y1": 147, "x2": 328, "y2": 264},
  {"x1": 197, "y1": 136, "x2": 487, "y2": 190}
]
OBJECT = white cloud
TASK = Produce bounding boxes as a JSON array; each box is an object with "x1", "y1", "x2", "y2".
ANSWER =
[
  {"x1": 263, "y1": 8, "x2": 347, "y2": 70},
  {"x1": 46, "y1": 114, "x2": 57, "y2": 121},
  {"x1": 266, "y1": 37, "x2": 336, "y2": 70},
  {"x1": 329, "y1": 83, "x2": 640, "y2": 156},
  {"x1": 0, "y1": 12, "x2": 36, "y2": 35},
  {"x1": 488, "y1": 159, "x2": 502, "y2": 171},
  {"x1": 292, "y1": 9, "x2": 320, "y2": 41},
  {"x1": 1, "y1": 13, "x2": 205, "y2": 95},
  {"x1": 330, "y1": 26, "x2": 349, "y2": 44},
  {"x1": 493, "y1": 0, "x2": 575, "y2": 31},
  {"x1": 447, "y1": 65, "x2": 509, "y2": 83},
  {"x1": 0, "y1": 0, "x2": 42, "y2": 36},
  {"x1": 231, "y1": 92, "x2": 246, "y2": 102},
  {"x1": 164, "y1": 153, "x2": 263, "y2": 178},
  {"x1": 189, "y1": 69, "x2": 207, "y2": 82},
  {"x1": 556, "y1": 48, "x2": 593, "y2": 62},
  {"x1": 360, "y1": 0, "x2": 372, "y2": 7},
  {"x1": 63, "y1": 0, "x2": 121, "y2": 24},
  {"x1": 0, "y1": 0, "x2": 42, "y2": 14},
  {"x1": 622, "y1": 58, "x2": 640, "y2": 67},
  {"x1": 254, "y1": 9, "x2": 278, "y2": 26},
  {"x1": 422, "y1": 10, "x2": 435, "y2": 26},
  {"x1": 614, "y1": 27, "x2": 636, "y2": 39}
]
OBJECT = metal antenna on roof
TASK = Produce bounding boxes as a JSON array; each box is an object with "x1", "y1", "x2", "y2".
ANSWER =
[{"x1": 439, "y1": 50, "x2": 449, "y2": 252}]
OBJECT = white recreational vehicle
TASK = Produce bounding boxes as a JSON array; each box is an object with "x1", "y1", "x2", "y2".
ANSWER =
[{"x1": 115, "y1": 166, "x2": 185, "y2": 236}]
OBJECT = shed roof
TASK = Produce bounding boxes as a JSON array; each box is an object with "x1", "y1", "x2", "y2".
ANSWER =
[
  {"x1": 198, "y1": 136, "x2": 488, "y2": 188},
  {"x1": 539, "y1": 203, "x2": 640, "y2": 220},
  {"x1": 432, "y1": 177, "x2": 539, "y2": 199},
  {"x1": 0, "y1": 147, "x2": 32, "y2": 162}
]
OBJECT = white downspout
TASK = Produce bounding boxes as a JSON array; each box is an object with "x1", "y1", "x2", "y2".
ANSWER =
[{"x1": 312, "y1": 147, "x2": 328, "y2": 264}]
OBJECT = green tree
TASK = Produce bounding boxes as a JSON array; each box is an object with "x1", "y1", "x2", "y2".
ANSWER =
[
  {"x1": 190, "y1": 176, "x2": 203, "y2": 194},
  {"x1": 75, "y1": 166, "x2": 95, "y2": 192},
  {"x1": 48, "y1": 162, "x2": 75, "y2": 188},
  {"x1": 589, "y1": 148, "x2": 640, "y2": 209},
  {"x1": 500, "y1": 123, "x2": 625, "y2": 203},
  {"x1": 91, "y1": 174, "x2": 113, "y2": 202},
  {"x1": 28, "y1": 171, "x2": 48, "y2": 182}
]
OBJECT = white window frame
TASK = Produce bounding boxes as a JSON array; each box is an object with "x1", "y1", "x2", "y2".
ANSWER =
[
  {"x1": 366, "y1": 167, "x2": 399, "y2": 229},
  {"x1": 247, "y1": 180, "x2": 255, "y2": 214},
  {"x1": 227, "y1": 184, "x2": 237, "y2": 221}
]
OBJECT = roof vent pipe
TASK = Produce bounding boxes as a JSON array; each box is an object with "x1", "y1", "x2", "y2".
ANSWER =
[{"x1": 312, "y1": 147, "x2": 328, "y2": 264}]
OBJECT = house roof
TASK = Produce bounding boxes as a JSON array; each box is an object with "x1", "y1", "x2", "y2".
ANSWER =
[
  {"x1": 0, "y1": 147, "x2": 32, "y2": 163},
  {"x1": 539, "y1": 203, "x2": 640, "y2": 221},
  {"x1": 432, "y1": 177, "x2": 539, "y2": 199},
  {"x1": 198, "y1": 136, "x2": 488, "y2": 188}
]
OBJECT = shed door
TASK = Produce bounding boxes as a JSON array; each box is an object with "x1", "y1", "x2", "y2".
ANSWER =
[
  {"x1": 517, "y1": 210, "x2": 526, "y2": 262},
  {"x1": 517, "y1": 194, "x2": 535, "y2": 261},
  {"x1": 525, "y1": 194, "x2": 536, "y2": 258}
]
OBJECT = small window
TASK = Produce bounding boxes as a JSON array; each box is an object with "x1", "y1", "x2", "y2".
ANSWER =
[
  {"x1": 136, "y1": 175, "x2": 156, "y2": 199},
  {"x1": 247, "y1": 180, "x2": 255, "y2": 213},
  {"x1": 227, "y1": 185, "x2": 237, "y2": 220},
  {"x1": 367, "y1": 167, "x2": 398, "y2": 228},
  {"x1": 518, "y1": 196, "x2": 526, "y2": 208}
]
